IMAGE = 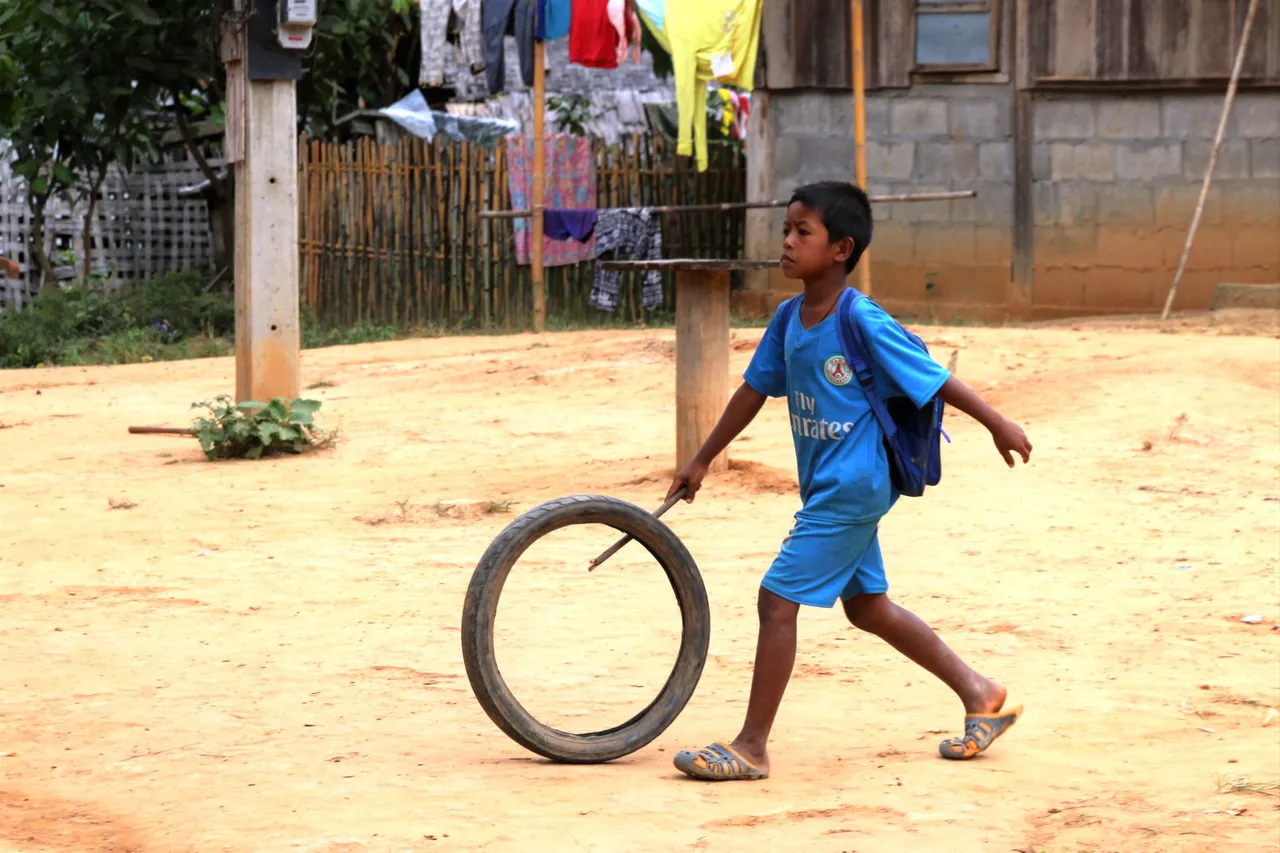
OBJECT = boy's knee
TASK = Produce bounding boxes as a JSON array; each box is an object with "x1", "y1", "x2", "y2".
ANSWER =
[
  {"x1": 757, "y1": 587, "x2": 800, "y2": 625},
  {"x1": 843, "y1": 593, "x2": 891, "y2": 632}
]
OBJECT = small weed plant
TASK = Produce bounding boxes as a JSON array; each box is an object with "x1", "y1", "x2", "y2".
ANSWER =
[{"x1": 191, "y1": 395, "x2": 332, "y2": 461}]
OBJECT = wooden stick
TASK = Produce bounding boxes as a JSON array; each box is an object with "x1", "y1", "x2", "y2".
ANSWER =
[
  {"x1": 479, "y1": 191, "x2": 978, "y2": 219},
  {"x1": 128, "y1": 426, "x2": 194, "y2": 436},
  {"x1": 852, "y1": 0, "x2": 871, "y2": 297},
  {"x1": 531, "y1": 33, "x2": 547, "y2": 334},
  {"x1": 1161, "y1": 0, "x2": 1260, "y2": 320},
  {"x1": 588, "y1": 486, "x2": 688, "y2": 571}
]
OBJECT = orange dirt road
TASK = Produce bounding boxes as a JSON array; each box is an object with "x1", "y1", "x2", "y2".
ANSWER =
[{"x1": 1, "y1": 313, "x2": 1277, "y2": 852}]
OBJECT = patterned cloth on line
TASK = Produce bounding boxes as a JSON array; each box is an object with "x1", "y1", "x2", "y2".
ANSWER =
[
  {"x1": 590, "y1": 208, "x2": 664, "y2": 313},
  {"x1": 505, "y1": 134, "x2": 597, "y2": 267}
]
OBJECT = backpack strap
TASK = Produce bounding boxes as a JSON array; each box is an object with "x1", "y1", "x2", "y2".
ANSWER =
[{"x1": 835, "y1": 288, "x2": 899, "y2": 441}]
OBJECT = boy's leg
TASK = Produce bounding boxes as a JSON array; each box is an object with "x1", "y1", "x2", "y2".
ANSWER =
[
  {"x1": 842, "y1": 593, "x2": 1005, "y2": 715},
  {"x1": 727, "y1": 587, "x2": 801, "y2": 770},
  {"x1": 673, "y1": 587, "x2": 798, "y2": 779}
]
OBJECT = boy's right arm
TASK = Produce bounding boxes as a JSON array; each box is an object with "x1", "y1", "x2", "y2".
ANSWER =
[{"x1": 666, "y1": 382, "x2": 768, "y2": 502}]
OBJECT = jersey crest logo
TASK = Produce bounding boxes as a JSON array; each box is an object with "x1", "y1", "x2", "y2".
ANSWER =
[{"x1": 824, "y1": 355, "x2": 852, "y2": 386}]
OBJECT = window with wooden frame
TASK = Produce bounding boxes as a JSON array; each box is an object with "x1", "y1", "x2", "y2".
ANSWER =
[{"x1": 914, "y1": 0, "x2": 1002, "y2": 72}]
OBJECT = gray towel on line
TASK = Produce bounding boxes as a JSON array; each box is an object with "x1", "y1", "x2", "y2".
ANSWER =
[
  {"x1": 591, "y1": 208, "x2": 664, "y2": 313},
  {"x1": 419, "y1": 0, "x2": 485, "y2": 88}
]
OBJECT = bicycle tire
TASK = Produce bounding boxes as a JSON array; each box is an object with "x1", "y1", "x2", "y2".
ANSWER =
[{"x1": 461, "y1": 494, "x2": 710, "y2": 763}]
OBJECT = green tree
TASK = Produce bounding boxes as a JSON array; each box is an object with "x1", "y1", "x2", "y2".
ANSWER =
[{"x1": 0, "y1": 2, "x2": 215, "y2": 285}]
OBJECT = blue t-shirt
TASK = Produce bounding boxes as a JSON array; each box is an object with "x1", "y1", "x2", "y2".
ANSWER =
[{"x1": 744, "y1": 294, "x2": 951, "y2": 523}]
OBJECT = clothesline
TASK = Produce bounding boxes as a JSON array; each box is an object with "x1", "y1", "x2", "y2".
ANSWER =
[{"x1": 478, "y1": 190, "x2": 979, "y2": 220}]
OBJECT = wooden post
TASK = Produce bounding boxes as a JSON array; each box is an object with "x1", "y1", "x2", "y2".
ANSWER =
[
  {"x1": 1011, "y1": 0, "x2": 1035, "y2": 308},
  {"x1": 531, "y1": 39, "x2": 547, "y2": 333},
  {"x1": 234, "y1": 73, "x2": 301, "y2": 403},
  {"x1": 675, "y1": 270, "x2": 731, "y2": 474},
  {"x1": 1161, "y1": 0, "x2": 1260, "y2": 320},
  {"x1": 851, "y1": 0, "x2": 871, "y2": 296}
]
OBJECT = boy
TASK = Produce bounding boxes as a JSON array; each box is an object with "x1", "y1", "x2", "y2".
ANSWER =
[{"x1": 667, "y1": 181, "x2": 1032, "y2": 782}]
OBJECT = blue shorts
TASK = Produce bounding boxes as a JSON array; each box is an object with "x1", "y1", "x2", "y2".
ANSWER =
[{"x1": 760, "y1": 516, "x2": 888, "y2": 608}]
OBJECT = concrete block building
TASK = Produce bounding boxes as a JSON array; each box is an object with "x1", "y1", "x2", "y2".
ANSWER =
[{"x1": 742, "y1": 0, "x2": 1280, "y2": 321}]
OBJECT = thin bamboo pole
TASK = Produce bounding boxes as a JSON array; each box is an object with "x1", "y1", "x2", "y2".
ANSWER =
[
  {"x1": 531, "y1": 35, "x2": 547, "y2": 333},
  {"x1": 852, "y1": 0, "x2": 871, "y2": 296},
  {"x1": 1160, "y1": 0, "x2": 1260, "y2": 320},
  {"x1": 479, "y1": 191, "x2": 976, "y2": 219}
]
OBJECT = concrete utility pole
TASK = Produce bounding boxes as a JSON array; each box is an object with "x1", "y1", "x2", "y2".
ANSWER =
[{"x1": 224, "y1": 0, "x2": 315, "y2": 402}]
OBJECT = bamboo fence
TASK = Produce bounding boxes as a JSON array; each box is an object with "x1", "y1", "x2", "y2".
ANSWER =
[{"x1": 298, "y1": 133, "x2": 746, "y2": 330}]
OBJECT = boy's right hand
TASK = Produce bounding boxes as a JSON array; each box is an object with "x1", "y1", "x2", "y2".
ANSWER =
[{"x1": 667, "y1": 459, "x2": 709, "y2": 503}]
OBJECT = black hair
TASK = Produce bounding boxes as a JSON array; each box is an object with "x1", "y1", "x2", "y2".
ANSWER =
[{"x1": 789, "y1": 181, "x2": 873, "y2": 273}]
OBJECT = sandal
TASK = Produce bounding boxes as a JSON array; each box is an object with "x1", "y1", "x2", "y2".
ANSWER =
[
  {"x1": 673, "y1": 741, "x2": 769, "y2": 781},
  {"x1": 939, "y1": 704, "x2": 1023, "y2": 760}
]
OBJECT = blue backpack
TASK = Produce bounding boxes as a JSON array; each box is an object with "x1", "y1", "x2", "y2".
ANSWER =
[{"x1": 777, "y1": 288, "x2": 948, "y2": 498}]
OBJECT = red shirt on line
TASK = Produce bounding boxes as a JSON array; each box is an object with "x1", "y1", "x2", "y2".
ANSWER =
[{"x1": 569, "y1": 0, "x2": 619, "y2": 69}]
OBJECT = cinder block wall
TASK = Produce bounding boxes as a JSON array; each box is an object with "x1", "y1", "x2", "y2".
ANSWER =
[
  {"x1": 744, "y1": 85, "x2": 1279, "y2": 321},
  {"x1": 1032, "y1": 92, "x2": 1279, "y2": 317}
]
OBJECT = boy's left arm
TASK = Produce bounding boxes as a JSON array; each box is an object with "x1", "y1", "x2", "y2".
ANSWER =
[{"x1": 938, "y1": 377, "x2": 1032, "y2": 468}]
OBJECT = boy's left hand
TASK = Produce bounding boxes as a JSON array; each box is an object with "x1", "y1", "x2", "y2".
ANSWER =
[{"x1": 991, "y1": 419, "x2": 1032, "y2": 468}]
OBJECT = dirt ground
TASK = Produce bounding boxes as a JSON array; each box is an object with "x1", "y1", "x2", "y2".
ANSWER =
[{"x1": 2, "y1": 310, "x2": 1278, "y2": 853}]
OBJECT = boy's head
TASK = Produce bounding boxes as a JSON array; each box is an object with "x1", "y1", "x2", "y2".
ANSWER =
[{"x1": 780, "y1": 181, "x2": 873, "y2": 281}]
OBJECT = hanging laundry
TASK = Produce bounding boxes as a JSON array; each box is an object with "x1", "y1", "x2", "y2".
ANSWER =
[
  {"x1": 420, "y1": 0, "x2": 485, "y2": 87},
  {"x1": 544, "y1": 209, "x2": 599, "y2": 243},
  {"x1": 484, "y1": 0, "x2": 537, "y2": 95},
  {"x1": 590, "y1": 209, "x2": 664, "y2": 313},
  {"x1": 707, "y1": 87, "x2": 751, "y2": 140},
  {"x1": 506, "y1": 135, "x2": 598, "y2": 266},
  {"x1": 666, "y1": 0, "x2": 763, "y2": 172},
  {"x1": 635, "y1": 0, "x2": 665, "y2": 35},
  {"x1": 535, "y1": 0, "x2": 572, "y2": 42},
  {"x1": 569, "y1": 0, "x2": 641, "y2": 69},
  {"x1": 608, "y1": 0, "x2": 643, "y2": 64}
]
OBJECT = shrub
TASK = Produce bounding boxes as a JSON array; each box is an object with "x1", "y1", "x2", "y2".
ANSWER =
[{"x1": 190, "y1": 395, "x2": 332, "y2": 461}]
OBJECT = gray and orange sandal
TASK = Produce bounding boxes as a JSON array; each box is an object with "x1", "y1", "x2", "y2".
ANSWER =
[
  {"x1": 673, "y1": 742, "x2": 769, "y2": 781},
  {"x1": 939, "y1": 704, "x2": 1024, "y2": 760}
]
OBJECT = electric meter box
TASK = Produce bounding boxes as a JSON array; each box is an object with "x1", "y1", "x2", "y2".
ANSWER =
[
  {"x1": 246, "y1": 0, "x2": 304, "y2": 81},
  {"x1": 278, "y1": 0, "x2": 318, "y2": 49}
]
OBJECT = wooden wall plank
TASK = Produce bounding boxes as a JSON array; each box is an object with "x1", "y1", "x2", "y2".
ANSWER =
[
  {"x1": 759, "y1": 0, "x2": 908, "y2": 91},
  {"x1": 1159, "y1": 0, "x2": 1194, "y2": 78},
  {"x1": 1054, "y1": 0, "x2": 1096, "y2": 77},
  {"x1": 877, "y1": 0, "x2": 914, "y2": 88},
  {"x1": 1095, "y1": 0, "x2": 1128, "y2": 78},
  {"x1": 1271, "y1": 0, "x2": 1280, "y2": 77},
  {"x1": 1127, "y1": 0, "x2": 1160, "y2": 77},
  {"x1": 1037, "y1": 0, "x2": 1279, "y2": 83},
  {"x1": 1239, "y1": 0, "x2": 1275, "y2": 77},
  {"x1": 758, "y1": 0, "x2": 795, "y2": 89},
  {"x1": 1194, "y1": 0, "x2": 1234, "y2": 77},
  {"x1": 794, "y1": 0, "x2": 853, "y2": 88}
]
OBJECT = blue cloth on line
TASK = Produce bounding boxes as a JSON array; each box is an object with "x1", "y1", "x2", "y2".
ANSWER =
[
  {"x1": 544, "y1": 209, "x2": 599, "y2": 242},
  {"x1": 535, "y1": 0, "x2": 572, "y2": 41},
  {"x1": 636, "y1": 0, "x2": 665, "y2": 33}
]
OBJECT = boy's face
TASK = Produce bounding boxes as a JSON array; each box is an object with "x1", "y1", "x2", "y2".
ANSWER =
[{"x1": 780, "y1": 202, "x2": 853, "y2": 281}]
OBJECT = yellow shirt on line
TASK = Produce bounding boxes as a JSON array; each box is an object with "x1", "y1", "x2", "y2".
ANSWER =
[{"x1": 648, "y1": 0, "x2": 762, "y2": 172}]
